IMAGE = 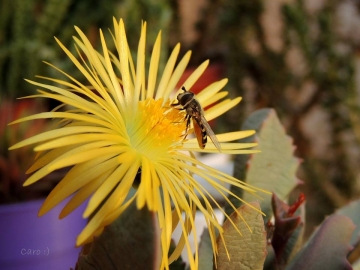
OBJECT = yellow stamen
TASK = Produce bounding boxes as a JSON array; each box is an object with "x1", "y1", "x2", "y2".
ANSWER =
[{"x1": 129, "y1": 98, "x2": 186, "y2": 158}]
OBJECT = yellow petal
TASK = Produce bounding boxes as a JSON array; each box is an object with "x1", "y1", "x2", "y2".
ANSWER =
[
  {"x1": 196, "y1": 78, "x2": 228, "y2": 101},
  {"x1": 147, "y1": 31, "x2": 162, "y2": 99},
  {"x1": 38, "y1": 155, "x2": 119, "y2": 216},
  {"x1": 156, "y1": 43, "x2": 180, "y2": 100},
  {"x1": 205, "y1": 97, "x2": 242, "y2": 121},
  {"x1": 83, "y1": 151, "x2": 138, "y2": 217},
  {"x1": 133, "y1": 21, "x2": 146, "y2": 108},
  {"x1": 59, "y1": 171, "x2": 109, "y2": 218},
  {"x1": 162, "y1": 51, "x2": 192, "y2": 102}
]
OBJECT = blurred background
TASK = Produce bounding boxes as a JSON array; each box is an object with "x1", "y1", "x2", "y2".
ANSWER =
[{"x1": 1, "y1": 0, "x2": 360, "y2": 249}]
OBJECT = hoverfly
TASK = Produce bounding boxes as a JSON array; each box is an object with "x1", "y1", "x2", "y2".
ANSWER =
[{"x1": 172, "y1": 86, "x2": 221, "y2": 152}]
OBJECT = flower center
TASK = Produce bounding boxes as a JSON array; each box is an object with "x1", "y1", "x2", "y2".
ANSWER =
[{"x1": 129, "y1": 98, "x2": 186, "y2": 159}]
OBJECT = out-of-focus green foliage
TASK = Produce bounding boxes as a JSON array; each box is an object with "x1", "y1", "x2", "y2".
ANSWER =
[
  {"x1": 0, "y1": 0, "x2": 174, "y2": 99},
  {"x1": 0, "y1": 0, "x2": 118, "y2": 98}
]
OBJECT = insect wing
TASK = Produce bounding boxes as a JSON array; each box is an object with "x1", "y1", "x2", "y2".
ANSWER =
[
  {"x1": 193, "y1": 118, "x2": 206, "y2": 149},
  {"x1": 200, "y1": 115, "x2": 222, "y2": 152}
]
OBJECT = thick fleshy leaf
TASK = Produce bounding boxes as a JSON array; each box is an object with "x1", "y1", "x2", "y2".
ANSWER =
[
  {"x1": 75, "y1": 200, "x2": 160, "y2": 270},
  {"x1": 270, "y1": 194, "x2": 305, "y2": 267},
  {"x1": 336, "y1": 199, "x2": 360, "y2": 245},
  {"x1": 228, "y1": 108, "x2": 300, "y2": 221},
  {"x1": 336, "y1": 199, "x2": 360, "y2": 265},
  {"x1": 168, "y1": 240, "x2": 186, "y2": 270},
  {"x1": 286, "y1": 214, "x2": 354, "y2": 270},
  {"x1": 264, "y1": 245, "x2": 279, "y2": 270},
  {"x1": 216, "y1": 202, "x2": 267, "y2": 270},
  {"x1": 353, "y1": 259, "x2": 360, "y2": 270},
  {"x1": 264, "y1": 205, "x2": 305, "y2": 270},
  {"x1": 280, "y1": 206, "x2": 305, "y2": 264},
  {"x1": 198, "y1": 229, "x2": 214, "y2": 270}
]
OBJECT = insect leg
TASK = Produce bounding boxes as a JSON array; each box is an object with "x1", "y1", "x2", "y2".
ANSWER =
[{"x1": 182, "y1": 114, "x2": 191, "y2": 141}]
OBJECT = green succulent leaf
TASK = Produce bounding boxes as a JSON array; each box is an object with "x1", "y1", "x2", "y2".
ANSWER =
[
  {"x1": 336, "y1": 199, "x2": 360, "y2": 245},
  {"x1": 75, "y1": 200, "x2": 160, "y2": 270},
  {"x1": 286, "y1": 214, "x2": 354, "y2": 270},
  {"x1": 336, "y1": 199, "x2": 360, "y2": 265},
  {"x1": 353, "y1": 258, "x2": 360, "y2": 270},
  {"x1": 230, "y1": 108, "x2": 300, "y2": 222},
  {"x1": 216, "y1": 202, "x2": 267, "y2": 270},
  {"x1": 268, "y1": 193, "x2": 305, "y2": 268},
  {"x1": 169, "y1": 240, "x2": 187, "y2": 270},
  {"x1": 280, "y1": 206, "x2": 305, "y2": 264},
  {"x1": 264, "y1": 245, "x2": 279, "y2": 270},
  {"x1": 198, "y1": 229, "x2": 214, "y2": 270}
]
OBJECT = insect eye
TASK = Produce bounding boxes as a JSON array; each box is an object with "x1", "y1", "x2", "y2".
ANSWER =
[{"x1": 179, "y1": 93, "x2": 193, "y2": 105}]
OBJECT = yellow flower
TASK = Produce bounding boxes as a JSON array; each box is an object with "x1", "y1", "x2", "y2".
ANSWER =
[{"x1": 10, "y1": 18, "x2": 265, "y2": 269}]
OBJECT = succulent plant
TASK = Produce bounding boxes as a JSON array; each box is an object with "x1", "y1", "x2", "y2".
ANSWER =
[
  {"x1": 72, "y1": 108, "x2": 360, "y2": 269},
  {"x1": 240, "y1": 109, "x2": 359, "y2": 270}
]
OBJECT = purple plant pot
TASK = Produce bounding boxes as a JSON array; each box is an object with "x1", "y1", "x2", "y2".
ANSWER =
[{"x1": 0, "y1": 198, "x2": 87, "y2": 270}]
